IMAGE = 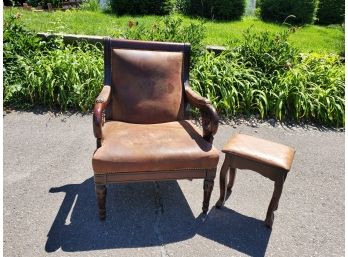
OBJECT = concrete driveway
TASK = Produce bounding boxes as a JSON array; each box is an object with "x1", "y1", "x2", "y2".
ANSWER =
[{"x1": 4, "y1": 111, "x2": 344, "y2": 257}]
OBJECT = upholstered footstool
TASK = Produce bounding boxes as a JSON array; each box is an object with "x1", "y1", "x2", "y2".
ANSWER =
[{"x1": 215, "y1": 133, "x2": 295, "y2": 228}]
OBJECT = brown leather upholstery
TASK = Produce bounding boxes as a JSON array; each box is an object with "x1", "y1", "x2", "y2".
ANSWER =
[
  {"x1": 223, "y1": 133, "x2": 295, "y2": 171},
  {"x1": 110, "y1": 49, "x2": 184, "y2": 124},
  {"x1": 93, "y1": 121, "x2": 219, "y2": 173}
]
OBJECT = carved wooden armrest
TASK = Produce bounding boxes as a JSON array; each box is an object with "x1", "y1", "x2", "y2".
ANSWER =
[
  {"x1": 184, "y1": 83, "x2": 219, "y2": 143},
  {"x1": 93, "y1": 85, "x2": 111, "y2": 139}
]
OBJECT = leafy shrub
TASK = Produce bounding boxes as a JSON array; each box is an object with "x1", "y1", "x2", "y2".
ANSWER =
[
  {"x1": 189, "y1": 0, "x2": 246, "y2": 20},
  {"x1": 234, "y1": 28, "x2": 299, "y2": 78},
  {"x1": 259, "y1": 0, "x2": 319, "y2": 25},
  {"x1": 110, "y1": 0, "x2": 174, "y2": 15},
  {"x1": 4, "y1": 13, "x2": 46, "y2": 106},
  {"x1": 122, "y1": 16, "x2": 206, "y2": 65},
  {"x1": 316, "y1": 0, "x2": 344, "y2": 25},
  {"x1": 191, "y1": 29, "x2": 345, "y2": 126},
  {"x1": 18, "y1": 42, "x2": 103, "y2": 111},
  {"x1": 4, "y1": 14, "x2": 43, "y2": 58},
  {"x1": 80, "y1": 0, "x2": 101, "y2": 12},
  {"x1": 271, "y1": 53, "x2": 345, "y2": 126},
  {"x1": 191, "y1": 51, "x2": 269, "y2": 117},
  {"x1": 4, "y1": 14, "x2": 103, "y2": 111},
  {"x1": 174, "y1": 0, "x2": 190, "y2": 14}
]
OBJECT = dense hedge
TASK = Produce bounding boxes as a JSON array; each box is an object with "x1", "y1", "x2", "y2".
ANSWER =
[
  {"x1": 316, "y1": 0, "x2": 344, "y2": 25},
  {"x1": 4, "y1": 0, "x2": 26, "y2": 6},
  {"x1": 4, "y1": 0, "x2": 63, "y2": 8},
  {"x1": 110, "y1": 0, "x2": 173, "y2": 15},
  {"x1": 189, "y1": 0, "x2": 246, "y2": 20},
  {"x1": 175, "y1": 0, "x2": 190, "y2": 14},
  {"x1": 259, "y1": 0, "x2": 319, "y2": 25}
]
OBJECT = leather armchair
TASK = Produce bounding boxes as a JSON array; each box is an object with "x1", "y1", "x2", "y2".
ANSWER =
[{"x1": 92, "y1": 38, "x2": 219, "y2": 220}]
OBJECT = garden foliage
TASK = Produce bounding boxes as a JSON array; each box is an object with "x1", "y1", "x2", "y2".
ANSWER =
[
  {"x1": 174, "y1": 0, "x2": 190, "y2": 14},
  {"x1": 316, "y1": 0, "x2": 344, "y2": 25},
  {"x1": 188, "y1": 0, "x2": 246, "y2": 20},
  {"x1": 4, "y1": 14, "x2": 345, "y2": 126},
  {"x1": 259, "y1": 0, "x2": 319, "y2": 25},
  {"x1": 80, "y1": 0, "x2": 100, "y2": 12},
  {"x1": 274, "y1": 53, "x2": 345, "y2": 125},
  {"x1": 235, "y1": 28, "x2": 299, "y2": 77},
  {"x1": 191, "y1": 29, "x2": 344, "y2": 126},
  {"x1": 4, "y1": 14, "x2": 103, "y2": 111},
  {"x1": 110, "y1": 0, "x2": 173, "y2": 15},
  {"x1": 122, "y1": 16, "x2": 206, "y2": 65}
]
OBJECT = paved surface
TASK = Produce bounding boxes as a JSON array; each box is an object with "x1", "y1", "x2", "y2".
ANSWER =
[{"x1": 4, "y1": 111, "x2": 345, "y2": 257}]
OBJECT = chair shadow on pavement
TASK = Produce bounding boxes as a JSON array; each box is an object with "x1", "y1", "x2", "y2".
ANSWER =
[{"x1": 46, "y1": 177, "x2": 271, "y2": 257}]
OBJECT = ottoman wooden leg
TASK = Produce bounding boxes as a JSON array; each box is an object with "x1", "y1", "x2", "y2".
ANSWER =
[
  {"x1": 216, "y1": 156, "x2": 230, "y2": 208},
  {"x1": 95, "y1": 184, "x2": 107, "y2": 220},
  {"x1": 265, "y1": 174, "x2": 285, "y2": 228},
  {"x1": 202, "y1": 177, "x2": 214, "y2": 214},
  {"x1": 227, "y1": 167, "x2": 236, "y2": 192}
]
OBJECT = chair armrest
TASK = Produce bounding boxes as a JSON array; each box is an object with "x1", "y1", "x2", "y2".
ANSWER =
[
  {"x1": 93, "y1": 85, "x2": 111, "y2": 139},
  {"x1": 184, "y1": 84, "x2": 219, "y2": 143}
]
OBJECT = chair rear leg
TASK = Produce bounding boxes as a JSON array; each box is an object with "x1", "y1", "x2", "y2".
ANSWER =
[{"x1": 95, "y1": 184, "x2": 107, "y2": 220}]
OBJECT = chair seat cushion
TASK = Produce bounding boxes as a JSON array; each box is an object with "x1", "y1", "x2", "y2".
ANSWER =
[
  {"x1": 222, "y1": 134, "x2": 295, "y2": 171},
  {"x1": 92, "y1": 121, "x2": 219, "y2": 174}
]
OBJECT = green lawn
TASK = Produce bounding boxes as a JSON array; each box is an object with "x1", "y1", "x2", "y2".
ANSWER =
[{"x1": 5, "y1": 8, "x2": 344, "y2": 54}]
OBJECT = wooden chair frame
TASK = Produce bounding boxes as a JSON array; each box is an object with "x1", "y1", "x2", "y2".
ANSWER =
[{"x1": 92, "y1": 38, "x2": 219, "y2": 219}]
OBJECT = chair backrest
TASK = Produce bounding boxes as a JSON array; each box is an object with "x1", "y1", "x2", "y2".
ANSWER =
[{"x1": 104, "y1": 38, "x2": 191, "y2": 124}]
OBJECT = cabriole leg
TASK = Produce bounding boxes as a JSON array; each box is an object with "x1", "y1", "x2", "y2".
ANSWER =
[
  {"x1": 227, "y1": 167, "x2": 236, "y2": 192},
  {"x1": 265, "y1": 174, "x2": 285, "y2": 228},
  {"x1": 215, "y1": 157, "x2": 231, "y2": 208}
]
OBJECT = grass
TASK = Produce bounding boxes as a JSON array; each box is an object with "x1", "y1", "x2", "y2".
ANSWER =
[
  {"x1": 4, "y1": 8, "x2": 344, "y2": 54},
  {"x1": 204, "y1": 18, "x2": 344, "y2": 54}
]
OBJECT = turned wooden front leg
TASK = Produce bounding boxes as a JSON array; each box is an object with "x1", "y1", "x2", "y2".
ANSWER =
[
  {"x1": 215, "y1": 156, "x2": 231, "y2": 208},
  {"x1": 202, "y1": 177, "x2": 214, "y2": 214},
  {"x1": 95, "y1": 184, "x2": 107, "y2": 220},
  {"x1": 265, "y1": 174, "x2": 285, "y2": 228}
]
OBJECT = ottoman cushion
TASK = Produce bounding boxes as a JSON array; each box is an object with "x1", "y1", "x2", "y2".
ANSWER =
[{"x1": 222, "y1": 134, "x2": 295, "y2": 171}]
